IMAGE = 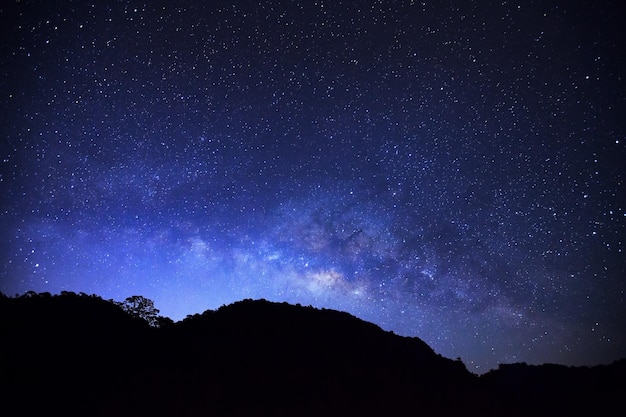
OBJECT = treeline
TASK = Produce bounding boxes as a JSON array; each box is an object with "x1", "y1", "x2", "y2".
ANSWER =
[{"x1": 2, "y1": 290, "x2": 172, "y2": 326}]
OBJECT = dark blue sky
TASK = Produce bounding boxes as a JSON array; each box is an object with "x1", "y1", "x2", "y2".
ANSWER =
[{"x1": 1, "y1": 0, "x2": 625, "y2": 373}]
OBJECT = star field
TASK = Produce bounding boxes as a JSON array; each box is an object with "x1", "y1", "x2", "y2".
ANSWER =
[{"x1": 1, "y1": 0, "x2": 625, "y2": 373}]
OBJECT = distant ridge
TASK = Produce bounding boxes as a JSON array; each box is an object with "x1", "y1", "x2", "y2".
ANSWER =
[{"x1": 1, "y1": 292, "x2": 624, "y2": 416}]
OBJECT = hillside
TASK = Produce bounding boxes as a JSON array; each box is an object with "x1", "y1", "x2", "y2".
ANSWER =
[{"x1": 0, "y1": 292, "x2": 623, "y2": 416}]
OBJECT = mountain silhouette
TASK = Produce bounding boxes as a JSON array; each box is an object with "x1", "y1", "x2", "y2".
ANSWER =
[{"x1": 1, "y1": 291, "x2": 623, "y2": 416}]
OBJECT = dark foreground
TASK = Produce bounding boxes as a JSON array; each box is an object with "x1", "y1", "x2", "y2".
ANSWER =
[{"x1": 1, "y1": 292, "x2": 624, "y2": 416}]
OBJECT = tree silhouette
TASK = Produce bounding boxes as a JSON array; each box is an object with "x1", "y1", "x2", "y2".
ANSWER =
[{"x1": 118, "y1": 295, "x2": 160, "y2": 327}]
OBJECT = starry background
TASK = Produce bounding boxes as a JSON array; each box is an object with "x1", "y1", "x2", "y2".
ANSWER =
[{"x1": 1, "y1": 0, "x2": 625, "y2": 373}]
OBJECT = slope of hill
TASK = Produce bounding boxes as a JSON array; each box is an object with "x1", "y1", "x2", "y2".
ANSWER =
[{"x1": 0, "y1": 292, "x2": 623, "y2": 416}]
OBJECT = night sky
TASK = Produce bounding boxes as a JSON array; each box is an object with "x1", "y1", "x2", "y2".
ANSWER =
[{"x1": 1, "y1": 0, "x2": 625, "y2": 373}]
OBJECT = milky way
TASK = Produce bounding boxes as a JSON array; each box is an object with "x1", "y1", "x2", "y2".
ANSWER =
[{"x1": 1, "y1": 1, "x2": 625, "y2": 373}]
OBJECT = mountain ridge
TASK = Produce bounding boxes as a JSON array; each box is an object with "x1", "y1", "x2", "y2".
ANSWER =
[{"x1": 1, "y1": 291, "x2": 623, "y2": 416}]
